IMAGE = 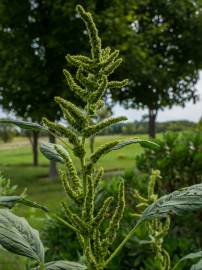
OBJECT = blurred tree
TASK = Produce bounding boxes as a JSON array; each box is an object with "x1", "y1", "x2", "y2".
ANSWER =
[
  {"x1": 0, "y1": 124, "x2": 16, "y2": 143},
  {"x1": 196, "y1": 117, "x2": 202, "y2": 131},
  {"x1": 103, "y1": 0, "x2": 202, "y2": 137},
  {"x1": 0, "y1": 0, "x2": 89, "y2": 177}
]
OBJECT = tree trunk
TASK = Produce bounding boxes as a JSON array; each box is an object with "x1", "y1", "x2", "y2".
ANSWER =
[
  {"x1": 49, "y1": 134, "x2": 57, "y2": 180},
  {"x1": 32, "y1": 131, "x2": 39, "y2": 166},
  {"x1": 148, "y1": 108, "x2": 158, "y2": 138},
  {"x1": 89, "y1": 135, "x2": 95, "y2": 153}
]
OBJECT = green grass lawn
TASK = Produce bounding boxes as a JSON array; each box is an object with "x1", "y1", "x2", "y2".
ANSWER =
[{"x1": 0, "y1": 134, "x2": 151, "y2": 270}]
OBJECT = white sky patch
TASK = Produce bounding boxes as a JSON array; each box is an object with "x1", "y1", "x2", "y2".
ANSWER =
[{"x1": 113, "y1": 72, "x2": 202, "y2": 123}]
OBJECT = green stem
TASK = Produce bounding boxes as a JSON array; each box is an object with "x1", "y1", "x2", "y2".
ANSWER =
[
  {"x1": 163, "y1": 248, "x2": 171, "y2": 270},
  {"x1": 104, "y1": 221, "x2": 141, "y2": 267},
  {"x1": 54, "y1": 214, "x2": 79, "y2": 233},
  {"x1": 171, "y1": 259, "x2": 183, "y2": 270},
  {"x1": 39, "y1": 263, "x2": 45, "y2": 270}
]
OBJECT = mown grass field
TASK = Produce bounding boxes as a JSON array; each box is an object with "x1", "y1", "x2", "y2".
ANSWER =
[{"x1": 0, "y1": 134, "x2": 152, "y2": 270}]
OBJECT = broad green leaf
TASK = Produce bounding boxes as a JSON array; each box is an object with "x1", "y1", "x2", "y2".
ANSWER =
[
  {"x1": 190, "y1": 259, "x2": 202, "y2": 270},
  {"x1": 172, "y1": 251, "x2": 202, "y2": 270},
  {"x1": 0, "y1": 119, "x2": 46, "y2": 131},
  {"x1": 111, "y1": 139, "x2": 159, "y2": 151},
  {"x1": 0, "y1": 209, "x2": 44, "y2": 262},
  {"x1": 34, "y1": 260, "x2": 87, "y2": 270},
  {"x1": 140, "y1": 183, "x2": 202, "y2": 222},
  {"x1": 0, "y1": 196, "x2": 48, "y2": 212},
  {"x1": 40, "y1": 143, "x2": 65, "y2": 163}
]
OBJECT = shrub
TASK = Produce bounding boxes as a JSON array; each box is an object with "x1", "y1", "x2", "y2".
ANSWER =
[
  {"x1": 136, "y1": 131, "x2": 202, "y2": 192},
  {"x1": 0, "y1": 124, "x2": 16, "y2": 143}
]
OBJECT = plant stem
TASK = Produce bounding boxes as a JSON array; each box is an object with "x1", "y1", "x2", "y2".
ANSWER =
[
  {"x1": 104, "y1": 221, "x2": 141, "y2": 267},
  {"x1": 54, "y1": 214, "x2": 79, "y2": 233},
  {"x1": 39, "y1": 263, "x2": 45, "y2": 270}
]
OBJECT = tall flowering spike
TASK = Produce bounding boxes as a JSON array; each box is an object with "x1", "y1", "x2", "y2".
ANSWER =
[
  {"x1": 83, "y1": 116, "x2": 127, "y2": 137},
  {"x1": 104, "y1": 181, "x2": 125, "y2": 245},
  {"x1": 42, "y1": 117, "x2": 85, "y2": 158},
  {"x1": 82, "y1": 176, "x2": 95, "y2": 222},
  {"x1": 92, "y1": 197, "x2": 113, "y2": 227},
  {"x1": 58, "y1": 169, "x2": 83, "y2": 204},
  {"x1": 76, "y1": 5, "x2": 101, "y2": 61},
  {"x1": 108, "y1": 79, "x2": 128, "y2": 89},
  {"x1": 76, "y1": 67, "x2": 98, "y2": 90},
  {"x1": 54, "y1": 97, "x2": 88, "y2": 128},
  {"x1": 99, "y1": 50, "x2": 119, "y2": 68},
  {"x1": 103, "y1": 58, "x2": 123, "y2": 76},
  {"x1": 148, "y1": 169, "x2": 161, "y2": 199},
  {"x1": 66, "y1": 54, "x2": 93, "y2": 68},
  {"x1": 94, "y1": 167, "x2": 104, "y2": 189},
  {"x1": 89, "y1": 75, "x2": 108, "y2": 103},
  {"x1": 55, "y1": 146, "x2": 82, "y2": 190},
  {"x1": 40, "y1": 5, "x2": 129, "y2": 269},
  {"x1": 63, "y1": 69, "x2": 88, "y2": 101}
]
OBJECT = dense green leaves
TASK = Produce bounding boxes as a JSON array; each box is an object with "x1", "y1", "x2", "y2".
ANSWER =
[
  {"x1": 136, "y1": 132, "x2": 202, "y2": 192},
  {"x1": 34, "y1": 260, "x2": 86, "y2": 270},
  {"x1": 172, "y1": 251, "x2": 202, "y2": 270},
  {"x1": 0, "y1": 119, "x2": 46, "y2": 132},
  {"x1": 110, "y1": 0, "x2": 202, "y2": 137},
  {"x1": 0, "y1": 209, "x2": 44, "y2": 262},
  {"x1": 140, "y1": 184, "x2": 202, "y2": 221}
]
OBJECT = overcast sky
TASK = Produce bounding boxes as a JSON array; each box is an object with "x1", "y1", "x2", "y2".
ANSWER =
[
  {"x1": 113, "y1": 72, "x2": 202, "y2": 123},
  {"x1": 0, "y1": 72, "x2": 202, "y2": 123}
]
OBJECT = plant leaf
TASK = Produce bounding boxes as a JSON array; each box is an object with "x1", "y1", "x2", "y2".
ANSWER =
[
  {"x1": 34, "y1": 260, "x2": 87, "y2": 270},
  {"x1": 190, "y1": 259, "x2": 202, "y2": 270},
  {"x1": 0, "y1": 196, "x2": 22, "y2": 208},
  {"x1": 0, "y1": 119, "x2": 46, "y2": 132},
  {"x1": 0, "y1": 196, "x2": 48, "y2": 212},
  {"x1": 172, "y1": 251, "x2": 202, "y2": 270},
  {"x1": 111, "y1": 139, "x2": 159, "y2": 151},
  {"x1": 140, "y1": 183, "x2": 202, "y2": 222},
  {"x1": 0, "y1": 209, "x2": 44, "y2": 262},
  {"x1": 40, "y1": 143, "x2": 66, "y2": 163},
  {"x1": 19, "y1": 198, "x2": 48, "y2": 212}
]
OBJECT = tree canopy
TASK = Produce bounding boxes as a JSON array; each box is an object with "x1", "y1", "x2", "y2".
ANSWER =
[{"x1": 104, "y1": 0, "x2": 202, "y2": 136}]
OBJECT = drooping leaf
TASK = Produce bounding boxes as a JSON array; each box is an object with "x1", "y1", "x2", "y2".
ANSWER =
[
  {"x1": 111, "y1": 139, "x2": 159, "y2": 151},
  {"x1": 190, "y1": 259, "x2": 202, "y2": 270},
  {"x1": 172, "y1": 251, "x2": 202, "y2": 270},
  {"x1": 0, "y1": 209, "x2": 44, "y2": 262},
  {"x1": 0, "y1": 196, "x2": 22, "y2": 208},
  {"x1": 40, "y1": 143, "x2": 66, "y2": 163},
  {"x1": 0, "y1": 196, "x2": 48, "y2": 212},
  {"x1": 0, "y1": 119, "x2": 46, "y2": 132},
  {"x1": 140, "y1": 183, "x2": 202, "y2": 222},
  {"x1": 34, "y1": 260, "x2": 87, "y2": 270},
  {"x1": 19, "y1": 198, "x2": 48, "y2": 212}
]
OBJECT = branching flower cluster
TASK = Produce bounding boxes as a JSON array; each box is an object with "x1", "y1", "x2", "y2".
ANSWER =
[{"x1": 42, "y1": 5, "x2": 128, "y2": 270}]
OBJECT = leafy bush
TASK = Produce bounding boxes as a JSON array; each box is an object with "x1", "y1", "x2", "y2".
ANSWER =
[
  {"x1": 0, "y1": 124, "x2": 16, "y2": 143},
  {"x1": 136, "y1": 132, "x2": 202, "y2": 192}
]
